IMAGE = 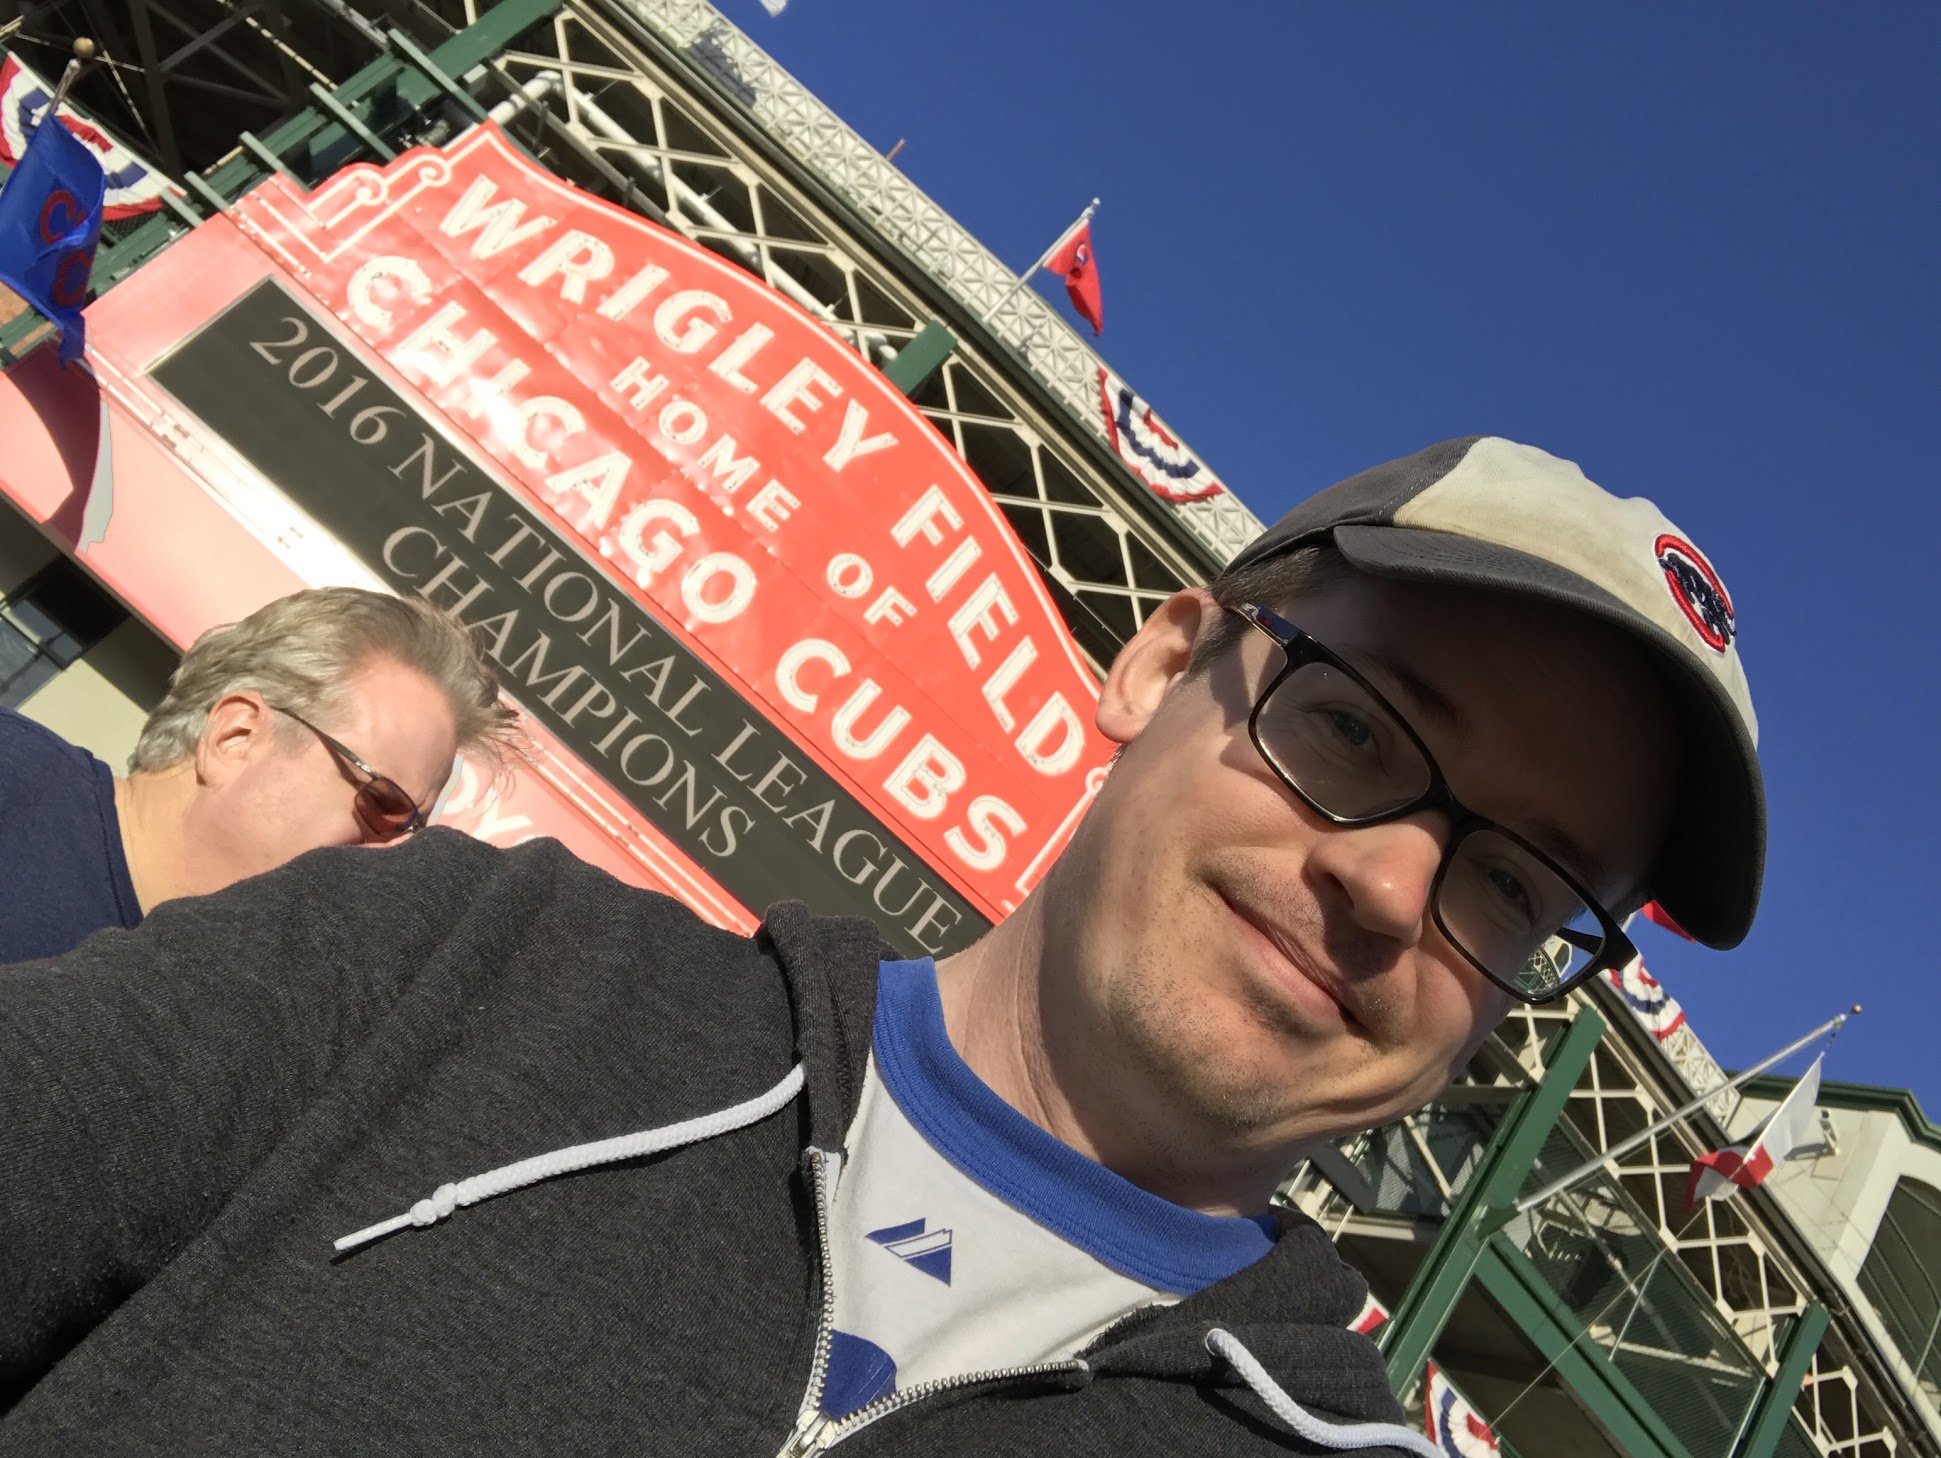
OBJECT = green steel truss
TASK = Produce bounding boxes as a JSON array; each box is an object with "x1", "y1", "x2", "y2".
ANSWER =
[{"x1": 1292, "y1": 992, "x2": 1895, "y2": 1458}]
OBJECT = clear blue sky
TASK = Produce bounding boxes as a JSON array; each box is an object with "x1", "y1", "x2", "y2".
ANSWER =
[{"x1": 742, "y1": 2, "x2": 1941, "y2": 1108}]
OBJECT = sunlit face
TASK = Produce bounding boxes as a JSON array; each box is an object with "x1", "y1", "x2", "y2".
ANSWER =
[
  {"x1": 1039, "y1": 571, "x2": 1678, "y2": 1157},
  {"x1": 188, "y1": 656, "x2": 460, "y2": 885}
]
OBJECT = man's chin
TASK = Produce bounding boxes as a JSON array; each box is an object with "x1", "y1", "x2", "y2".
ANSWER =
[{"x1": 1113, "y1": 1001, "x2": 1343, "y2": 1139}]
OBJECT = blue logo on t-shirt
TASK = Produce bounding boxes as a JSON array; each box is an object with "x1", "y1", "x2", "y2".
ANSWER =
[
  {"x1": 823, "y1": 1330, "x2": 898, "y2": 1418},
  {"x1": 867, "y1": 1218, "x2": 953, "y2": 1286}
]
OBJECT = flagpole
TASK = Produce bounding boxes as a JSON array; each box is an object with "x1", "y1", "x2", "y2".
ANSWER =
[
  {"x1": 37, "y1": 38, "x2": 96, "y2": 127},
  {"x1": 1510, "y1": 1004, "x2": 1860, "y2": 1217},
  {"x1": 991, "y1": 198, "x2": 1099, "y2": 319}
]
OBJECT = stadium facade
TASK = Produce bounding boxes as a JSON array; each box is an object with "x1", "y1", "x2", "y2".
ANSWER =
[{"x1": 1, "y1": 3, "x2": 1934, "y2": 1455}]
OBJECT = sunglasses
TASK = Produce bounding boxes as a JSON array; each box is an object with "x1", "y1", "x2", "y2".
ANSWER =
[{"x1": 268, "y1": 704, "x2": 432, "y2": 842}]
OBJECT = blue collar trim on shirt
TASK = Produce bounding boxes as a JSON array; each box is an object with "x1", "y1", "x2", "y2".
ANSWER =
[{"x1": 871, "y1": 958, "x2": 1274, "y2": 1296}]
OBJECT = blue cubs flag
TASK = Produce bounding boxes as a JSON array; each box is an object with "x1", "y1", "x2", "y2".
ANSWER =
[
  {"x1": 0, "y1": 56, "x2": 172, "y2": 221},
  {"x1": 0, "y1": 107, "x2": 104, "y2": 363}
]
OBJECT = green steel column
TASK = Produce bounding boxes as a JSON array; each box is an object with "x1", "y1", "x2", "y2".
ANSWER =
[
  {"x1": 1380, "y1": 1008, "x2": 1606, "y2": 1389},
  {"x1": 1475, "y1": 1235, "x2": 1694, "y2": 1458},
  {"x1": 882, "y1": 320, "x2": 957, "y2": 394},
  {"x1": 1732, "y1": 1304, "x2": 1828, "y2": 1458}
]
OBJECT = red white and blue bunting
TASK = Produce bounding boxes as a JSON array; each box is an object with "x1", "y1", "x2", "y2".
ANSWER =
[
  {"x1": 1603, "y1": 957, "x2": 1686, "y2": 1042},
  {"x1": 1343, "y1": 1295, "x2": 1505, "y2": 1450},
  {"x1": 1426, "y1": 1362, "x2": 1502, "y2": 1458},
  {"x1": 1097, "y1": 365, "x2": 1226, "y2": 504},
  {"x1": 0, "y1": 55, "x2": 175, "y2": 221}
]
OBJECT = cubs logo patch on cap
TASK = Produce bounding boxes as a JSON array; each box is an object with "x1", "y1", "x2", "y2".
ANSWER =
[
  {"x1": 1224, "y1": 435, "x2": 1765, "y2": 949},
  {"x1": 1654, "y1": 534, "x2": 1735, "y2": 653}
]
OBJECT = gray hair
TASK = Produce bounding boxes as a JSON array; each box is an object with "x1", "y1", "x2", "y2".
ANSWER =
[{"x1": 129, "y1": 586, "x2": 521, "y2": 774}]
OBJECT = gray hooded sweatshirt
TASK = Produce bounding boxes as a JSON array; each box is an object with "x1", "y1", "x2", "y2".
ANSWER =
[{"x1": 1, "y1": 828, "x2": 1430, "y2": 1456}]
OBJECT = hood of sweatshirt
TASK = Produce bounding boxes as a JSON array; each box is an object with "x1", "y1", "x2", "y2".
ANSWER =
[
  {"x1": 757, "y1": 901, "x2": 890, "y2": 1148},
  {"x1": 1087, "y1": 1217, "x2": 1406, "y2": 1418}
]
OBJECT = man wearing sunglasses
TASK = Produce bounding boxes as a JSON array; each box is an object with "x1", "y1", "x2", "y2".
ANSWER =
[
  {"x1": 0, "y1": 438, "x2": 1760, "y2": 1457},
  {"x1": 0, "y1": 585, "x2": 517, "y2": 964}
]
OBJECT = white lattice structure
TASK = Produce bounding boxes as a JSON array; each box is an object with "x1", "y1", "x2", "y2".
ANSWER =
[
  {"x1": 1288, "y1": 988, "x2": 1934, "y2": 1458},
  {"x1": 617, "y1": 0, "x2": 1267, "y2": 564}
]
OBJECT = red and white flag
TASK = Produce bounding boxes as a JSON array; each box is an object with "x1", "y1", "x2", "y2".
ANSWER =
[
  {"x1": 1045, "y1": 219, "x2": 1102, "y2": 335},
  {"x1": 1686, "y1": 1054, "x2": 1824, "y2": 1207}
]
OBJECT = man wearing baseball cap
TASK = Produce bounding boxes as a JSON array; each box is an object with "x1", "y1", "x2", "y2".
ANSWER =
[{"x1": 0, "y1": 437, "x2": 1760, "y2": 1457}]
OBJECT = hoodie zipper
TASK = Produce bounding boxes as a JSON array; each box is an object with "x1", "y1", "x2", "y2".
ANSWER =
[
  {"x1": 777, "y1": 1148, "x2": 841, "y2": 1458},
  {"x1": 773, "y1": 1147, "x2": 1086, "y2": 1457}
]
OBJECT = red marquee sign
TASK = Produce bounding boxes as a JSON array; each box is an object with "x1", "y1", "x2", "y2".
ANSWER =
[{"x1": 4, "y1": 124, "x2": 1115, "y2": 945}]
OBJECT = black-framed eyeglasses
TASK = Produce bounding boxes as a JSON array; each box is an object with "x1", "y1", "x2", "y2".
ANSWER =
[
  {"x1": 269, "y1": 704, "x2": 432, "y2": 843},
  {"x1": 1225, "y1": 601, "x2": 1635, "y2": 1004}
]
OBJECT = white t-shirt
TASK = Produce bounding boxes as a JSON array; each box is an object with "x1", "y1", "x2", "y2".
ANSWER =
[{"x1": 817, "y1": 958, "x2": 1275, "y2": 1418}]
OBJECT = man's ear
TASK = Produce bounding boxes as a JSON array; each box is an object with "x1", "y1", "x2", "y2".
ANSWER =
[
  {"x1": 194, "y1": 691, "x2": 274, "y2": 788},
  {"x1": 1096, "y1": 589, "x2": 1219, "y2": 747}
]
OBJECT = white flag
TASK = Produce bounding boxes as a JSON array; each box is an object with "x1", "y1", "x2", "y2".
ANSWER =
[{"x1": 1686, "y1": 1054, "x2": 1824, "y2": 1205}]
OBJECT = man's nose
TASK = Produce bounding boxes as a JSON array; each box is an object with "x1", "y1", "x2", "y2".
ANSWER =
[{"x1": 1303, "y1": 811, "x2": 1448, "y2": 945}]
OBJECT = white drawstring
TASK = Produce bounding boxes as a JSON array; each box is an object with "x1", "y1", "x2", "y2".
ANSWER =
[
  {"x1": 1205, "y1": 1328, "x2": 1443, "y2": 1458},
  {"x1": 334, "y1": 1063, "x2": 807, "y2": 1253}
]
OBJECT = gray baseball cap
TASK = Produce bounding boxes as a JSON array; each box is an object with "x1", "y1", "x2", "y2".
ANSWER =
[{"x1": 1227, "y1": 435, "x2": 1762, "y2": 949}]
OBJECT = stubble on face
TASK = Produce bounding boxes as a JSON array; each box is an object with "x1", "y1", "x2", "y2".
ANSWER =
[
  {"x1": 1022, "y1": 852, "x2": 1306, "y2": 1200},
  {"x1": 1040, "y1": 731, "x2": 1400, "y2": 1162},
  {"x1": 1097, "y1": 929, "x2": 1310, "y2": 1137},
  {"x1": 1082, "y1": 850, "x2": 1420, "y2": 1149}
]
